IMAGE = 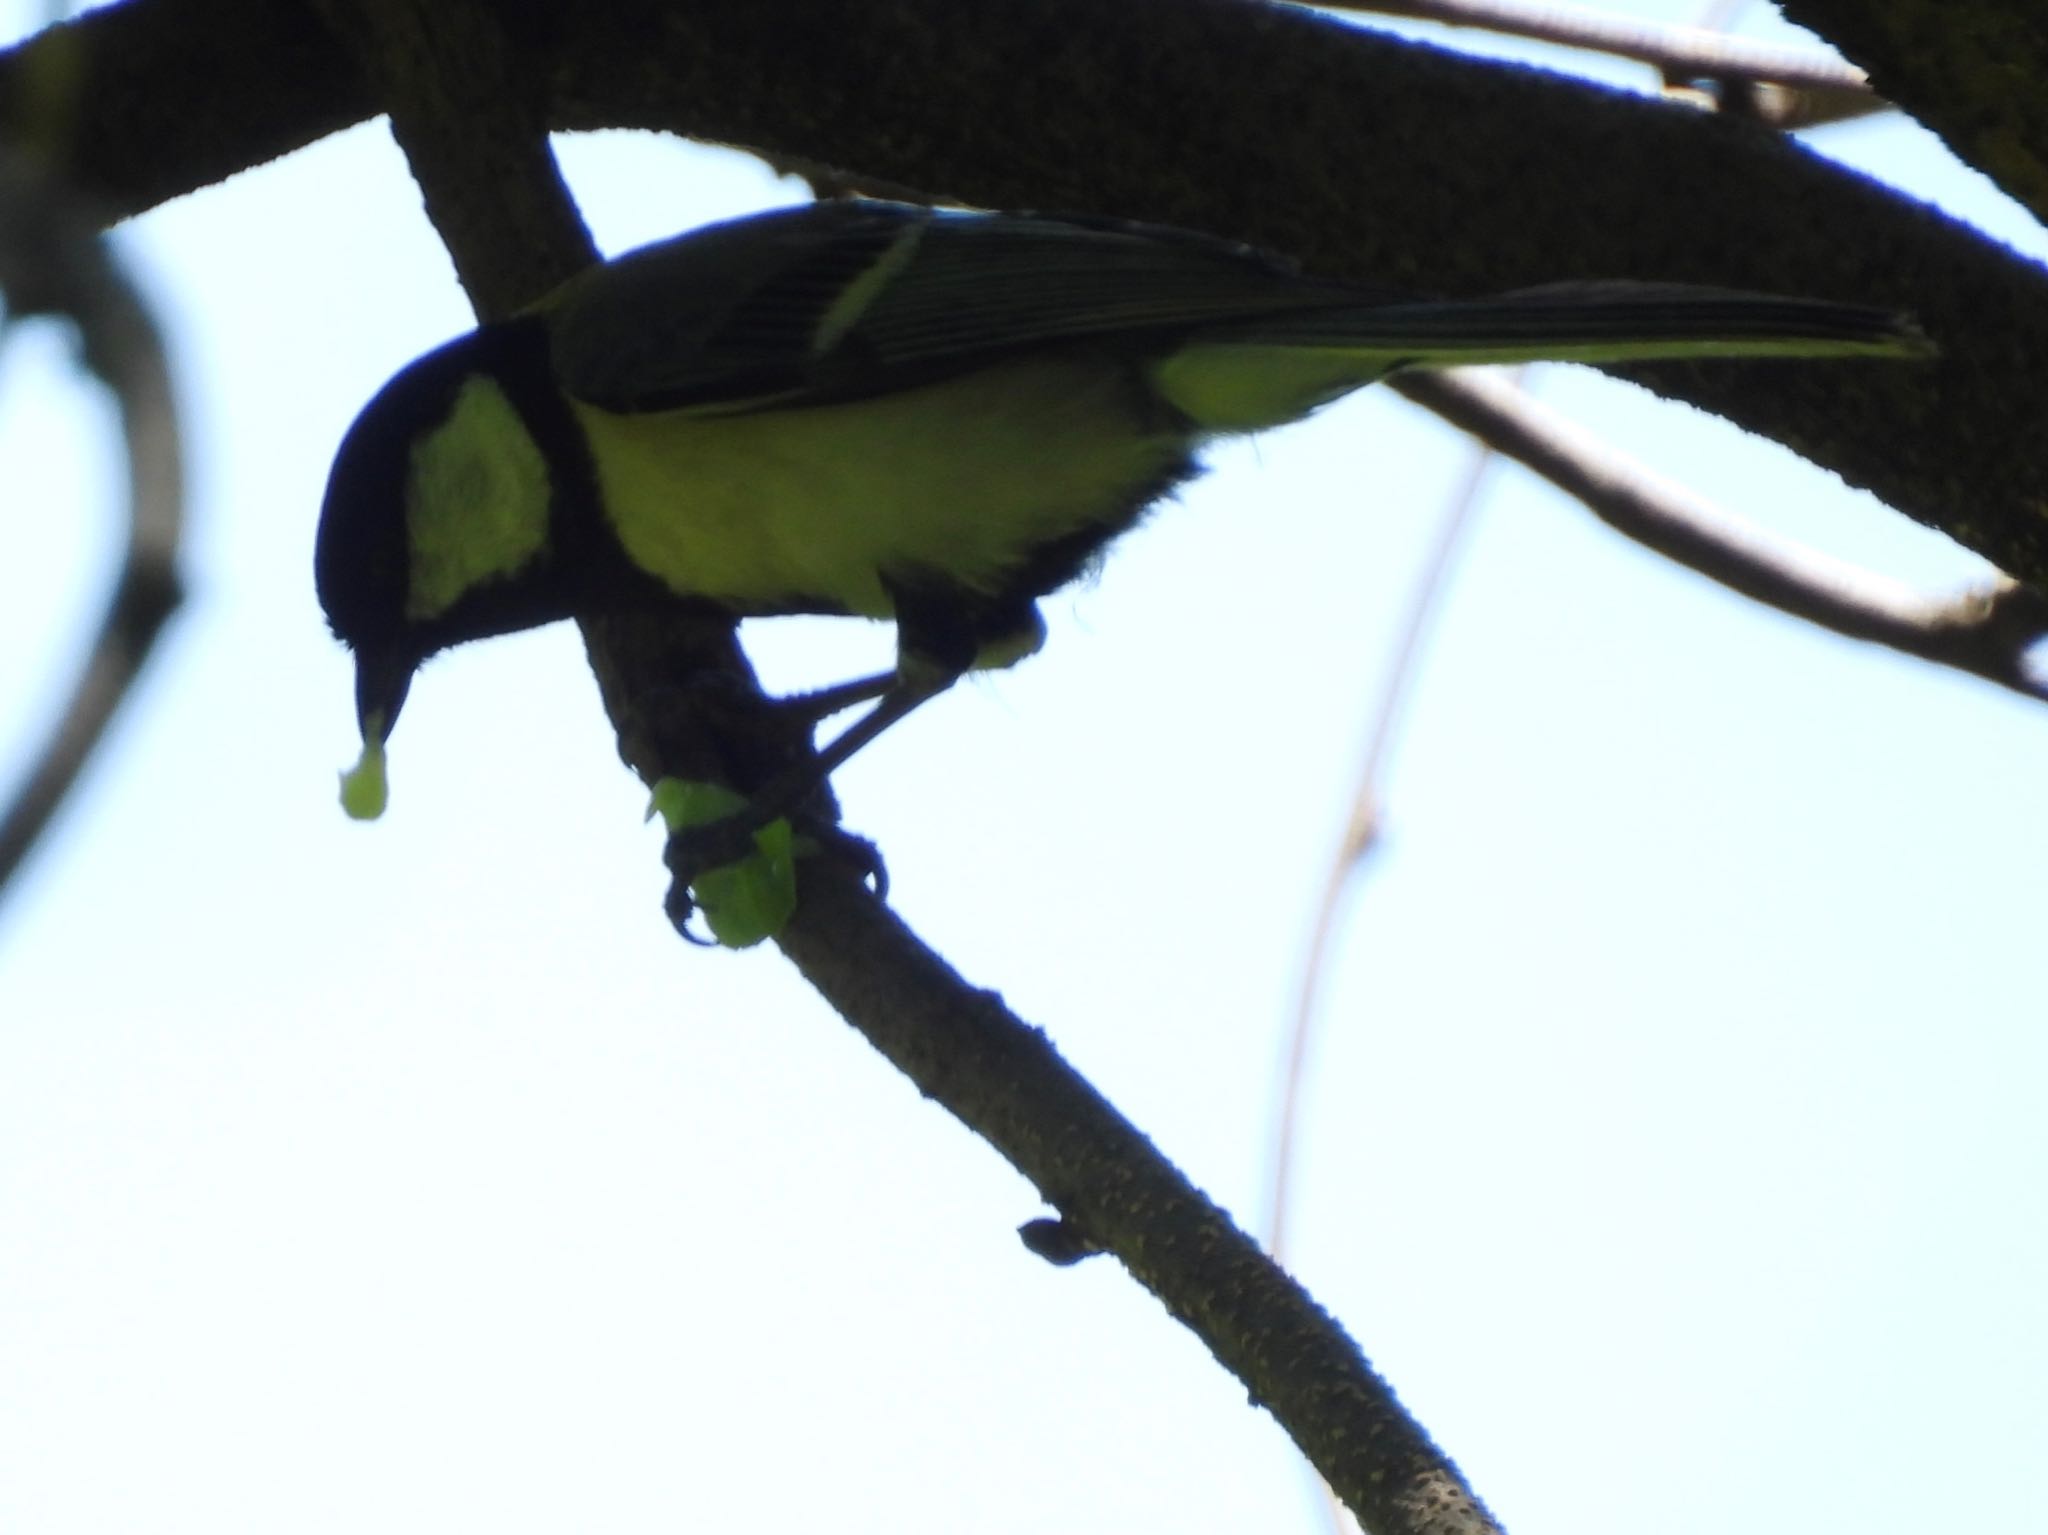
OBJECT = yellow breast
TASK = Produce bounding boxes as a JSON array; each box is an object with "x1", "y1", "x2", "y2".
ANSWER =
[{"x1": 568, "y1": 353, "x2": 1187, "y2": 619}]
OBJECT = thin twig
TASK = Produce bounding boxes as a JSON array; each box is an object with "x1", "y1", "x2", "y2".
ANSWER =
[
  {"x1": 0, "y1": 151, "x2": 184, "y2": 908},
  {"x1": 1266, "y1": 388, "x2": 1513, "y2": 1535},
  {"x1": 1310, "y1": 0, "x2": 1883, "y2": 126},
  {"x1": 1315, "y1": 0, "x2": 1866, "y2": 91},
  {"x1": 1394, "y1": 370, "x2": 2048, "y2": 701},
  {"x1": 1264, "y1": 402, "x2": 1510, "y2": 1259}
]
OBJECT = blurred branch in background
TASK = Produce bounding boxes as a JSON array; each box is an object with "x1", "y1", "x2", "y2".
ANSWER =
[
  {"x1": 0, "y1": 148, "x2": 184, "y2": 909},
  {"x1": 1307, "y1": 0, "x2": 1884, "y2": 126},
  {"x1": 1263, "y1": 385, "x2": 1508, "y2": 1262}
]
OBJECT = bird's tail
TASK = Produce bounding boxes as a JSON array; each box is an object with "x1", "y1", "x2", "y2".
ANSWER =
[{"x1": 1155, "y1": 282, "x2": 1930, "y2": 431}]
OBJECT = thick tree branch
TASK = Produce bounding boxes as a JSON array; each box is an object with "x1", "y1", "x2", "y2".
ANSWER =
[
  {"x1": 1776, "y1": 0, "x2": 2048, "y2": 227},
  {"x1": 4, "y1": 0, "x2": 2044, "y2": 599},
  {"x1": 0, "y1": 0, "x2": 364, "y2": 216},
  {"x1": 562, "y1": 371, "x2": 1505, "y2": 1535},
  {"x1": 775, "y1": 867, "x2": 1503, "y2": 1535},
  {"x1": 304, "y1": 0, "x2": 588, "y2": 308},
  {"x1": 307, "y1": 0, "x2": 594, "y2": 314}
]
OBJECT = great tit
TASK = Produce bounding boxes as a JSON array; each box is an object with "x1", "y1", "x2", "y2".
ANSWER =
[{"x1": 316, "y1": 199, "x2": 1923, "y2": 820}]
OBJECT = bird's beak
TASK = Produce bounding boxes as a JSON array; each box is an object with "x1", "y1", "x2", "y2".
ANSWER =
[
  {"x1": 354, "y1": 645, "x2": 416, "y2": 747},
  {"x1": 338, "y1": 647, "x2": 417, "y2": 822}
]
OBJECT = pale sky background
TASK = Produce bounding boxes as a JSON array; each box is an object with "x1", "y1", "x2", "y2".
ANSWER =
[{"x1": 2, "y1": 4, "x2": 2044, "y2": 1533}]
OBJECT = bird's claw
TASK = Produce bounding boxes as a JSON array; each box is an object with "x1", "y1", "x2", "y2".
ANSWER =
[{"x1": 661, "y1": 799, "x2": 888, "y2": 948}]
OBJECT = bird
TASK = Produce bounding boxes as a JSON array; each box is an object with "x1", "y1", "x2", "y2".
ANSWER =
[{"x1": 316, "y1": 198, "x2": 1925, "y2": 828}]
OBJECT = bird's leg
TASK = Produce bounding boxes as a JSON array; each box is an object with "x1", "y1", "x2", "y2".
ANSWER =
[
  {"x1": 665, "y1": 588, "x2": 1034, "y2": 899},
  {"x1": 774, "y1": 669, "x2": 896, "y2": 723},
  {"x1": 744, "y1": 669, "x2": 957, "y2": 827},
  {"x1": 788, "y1": 669, "x2": 956, "y2": 811},
  {"x1": 664, "y1": 667, "x2": 959, "y2": 885}
]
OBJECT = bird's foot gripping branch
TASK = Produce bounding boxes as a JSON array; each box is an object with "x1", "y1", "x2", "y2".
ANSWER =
[{"x1": 652, "y1": 779, "x2": 887, "y2": 948}]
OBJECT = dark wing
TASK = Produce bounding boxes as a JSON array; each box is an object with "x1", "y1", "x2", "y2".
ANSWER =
[
  {"x1": 537, "y1": 201, "x2": 1369, "y2": 414},
  {"x1": 540, "y1": 201, "x2": 1927, "y2": 416}
]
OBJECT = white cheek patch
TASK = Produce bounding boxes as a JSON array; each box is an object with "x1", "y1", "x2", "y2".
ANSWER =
[{"x1": 404, "y1": 375, "x2": 553, "y2": 621}]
